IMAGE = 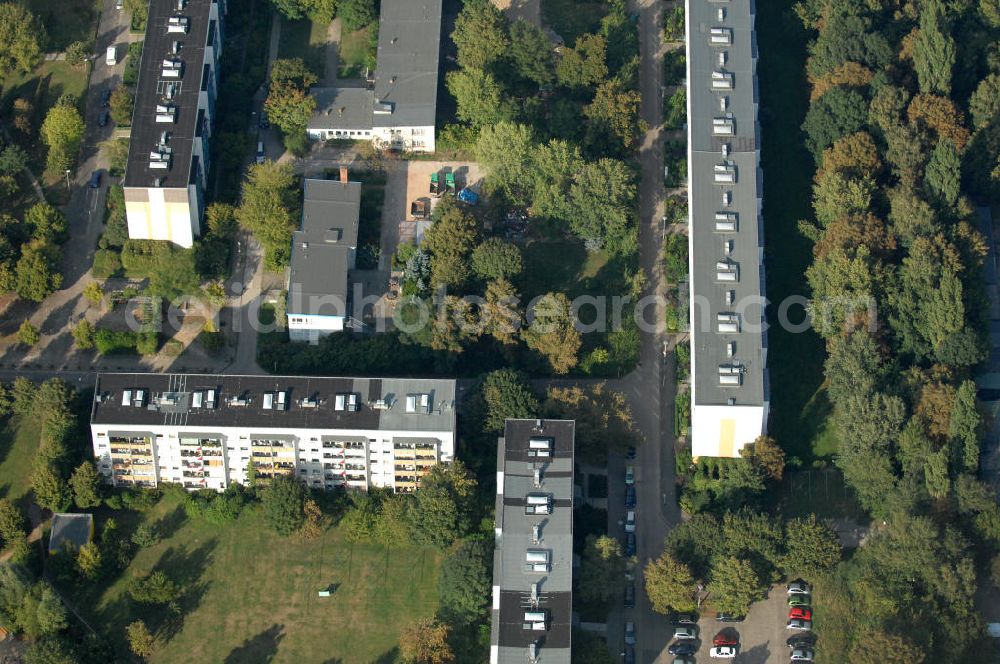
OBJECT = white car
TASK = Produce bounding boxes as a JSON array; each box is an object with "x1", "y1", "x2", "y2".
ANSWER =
[
  {"x1": 625, "y1": 465, "x2": 635, "y2": 485},
  {"x1": 790, "y1": 649, "x2": 814, "y2": 662},
  {"x1": 672, "y1": 625, "x2": 696, "y2": 640},
  {"x1": 625, "y1": 509, "x2": 636, "y2": 533},
  {"x1": 709, "y1": 646, "x2": 737, "y2": 658},
  {"x1": 786, "y1": 619, "x2": 812, "y2": 631},
  {"x1": 787, "y1": 581, "x2": 812, "y2": 595}
]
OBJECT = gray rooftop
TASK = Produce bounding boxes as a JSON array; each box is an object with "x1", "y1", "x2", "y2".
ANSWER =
[
  {"x1": 49, "y1": 513, "x2": 93, "y2": 553},
  {"x1": 688, "y1": 0, "x2": 767, "y2": 407},
  {"x1": 491, "y1": 419, "x2": 574, "y2": 664},
  {"x1": 287, "y1": 178, "x2": 362, "y2": 315},
  {"x1": 308, "y1": 0, "x2": 442, "y2": 132},
  {"x1": 123, "y1": 0, "x2": 216, "y2": 189},
  {"x1": 90, "y1": 373, "x2": 457, "y2": 433}
]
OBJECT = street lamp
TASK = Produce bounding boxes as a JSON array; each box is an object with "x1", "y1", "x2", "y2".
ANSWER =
[{"x1": 64, "y1": 169, "x2": 71, "y2": 190}]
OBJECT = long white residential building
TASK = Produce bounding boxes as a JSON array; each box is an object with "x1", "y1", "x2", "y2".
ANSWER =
[
  {"x1": 90, "y1": 373, "x2": 456, "y2": 493},
  {"x1": 686, "y1": 0, "x2": 769, "y2": 458}
]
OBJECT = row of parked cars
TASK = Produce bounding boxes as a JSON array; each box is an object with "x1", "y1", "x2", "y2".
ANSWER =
[
  {"x1": 622, "y1": 448, "x2": 637, "y2": 664},
  {"x1": 784, "y1": 581, "x2": 816, "y2": 661}
]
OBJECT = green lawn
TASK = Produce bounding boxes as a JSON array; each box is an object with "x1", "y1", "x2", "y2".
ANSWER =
[
  {"x1": 756, "y1": 0, "x2": 831, "y2": 462},
  {"x1": 541, "y1": 0, "x2": 607, "y2": 45},
  {"x1": 338, "y1": 24, "x2": 374, "y2": 79},
  {"x1": 26, "y1": 0, "x2": 99, "y2": 51},
  {"x1": 781, "y1": 469, "x2": 867, "y2": 523},
  {"x1": 0, "y1": 416, "x2": 42, "y2": 507},
  {"x1": 64, "y1": 496, "x2": 442, "y2": 663},
  {"x1": 278, "y1": 17, "x2": 329, "y2": 79}
]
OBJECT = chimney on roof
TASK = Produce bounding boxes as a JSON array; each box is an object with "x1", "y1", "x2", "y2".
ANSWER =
[{"x1": 339, "y1": 167, "x2": 348, "y2": 183}]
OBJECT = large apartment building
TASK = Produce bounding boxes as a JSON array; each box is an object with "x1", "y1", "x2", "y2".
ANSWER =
[
  {"x1": 306, "y1": 0, "x2": 441, "y2": 152},
  {"x1": 686, "y1": 0, "x2": 769, "y2": 458},
  {"x1": 490, "y1": 419, "x2": 575, "y2": 664},
  {"x1": 122, "y1": 0, "x2": 224, "y2": 248},
  {"x1": 89, "y1": 373, "x2": 456, "y2": 493}
]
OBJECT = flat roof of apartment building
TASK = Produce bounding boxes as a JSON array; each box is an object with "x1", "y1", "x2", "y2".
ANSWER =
[
  {"x1": 309, "y1": 0, "x2": 442, "y2": 131},
  {"x1": 688, "y1": 0, "x2": 767, "y2": 407},
  {"x1": 124, "y1": 0, "x2": 216, "y2": 189},
  {"x1": 91, "y1": 373, "x2": 457, "y2": 433},
  {"x1": 491, "y1": 419, "x2": 574, "y2": 664}
]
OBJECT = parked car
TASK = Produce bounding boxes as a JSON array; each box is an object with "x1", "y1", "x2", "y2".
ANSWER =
[
  {"x1": 625, "y1": 532, "x2": 636, "y2": 556},
  {"x1": 668, "y1": 642, "x2": 697, "y2": 656},
  {"x1": 624, "y1": 647, "x2": 634, "y2": 664},
  {"x1": 105, "y1": 45, "x2": 117, "y2": 66},
  {"x1": 787, "y1": 634, "x2": 817, "y2": 649},
  {"x1": 624, "y1": 622, "x2": 635, "y2": 646},
  {"x1": 624, "y1": 581, "x2": 635, "y2": 608},
  {"x1": 786, "y1": 619, "x2": 812, "y2": 631},
  {"x1": 673, "y1": 612, "x2": 697, "y2": 625},
  {"x1": 787, "y1": 595, "x2": 811, "y2": 607},
  {"x1": 671, "y1": 659, "x2": 693, "y2": 664},
  {"x1": 255, "y1": 141, "x2": 265, "y2": 164},
  {"x1": 713, "y1": 632, "x2": 738, "y2": 647},
  {"x1": 88, "y1": 171, "x2": 101, "y2": 188},
  {"x1": 626, "y1": 445, "x2": 636, "y2": 459},
  {"x1": 672, "y1": 626, "x2": 697, "y2": 640},
  {"x1": 790, "y1": 649, "x2": 814, "y2": 661},
  {"x1": 789, "y1": 607, "x2": 812, "y2": 621},
  {"x1": 625, "y1": 486, "x2": 636, "y2": 508},
  {"x1": 259, "y1": 112, "x2": 270, "y2": 129},
  {"x1": 101, "y1": 88, "x2": 112, "y2": 106},
  {"x1": 98, "y1": 109, "x2": 110, "y2": 127},
  {"x1": 625, "y1": 465, "x2": 635, "y2": 485},
  {"x1": 625, "y1": 510, "x2": 636, "y2": 533},
  {"x1": 715, "y1": 613, "x2": 745, "y2": 623},
  {"x1": 115, "y1": 0, "x2": 123, "y2": 9},
  {"x1": 787, "y1": 581, "x2": 812, "y2": 595},
  {"x1": 709, "y1": 646, "x2": 737, "y2": 658}
]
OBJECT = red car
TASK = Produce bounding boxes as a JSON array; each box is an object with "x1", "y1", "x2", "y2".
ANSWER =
[
  {"x1": 789, "y1": 607, "x2": 812, "y2": 621},
  {"x1": 713, "y1": 632, "x2": 739, "y2": 647}
]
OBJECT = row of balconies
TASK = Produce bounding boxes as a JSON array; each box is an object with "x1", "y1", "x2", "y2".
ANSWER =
[
  {"x1": 110, "y1": 448, "x2": 153, "y2": 456},
  {"x1": 179, "y1": 439, "x2": 222, "y2": 447}
]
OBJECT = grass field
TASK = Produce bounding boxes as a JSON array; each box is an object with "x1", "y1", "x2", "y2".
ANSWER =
[
  {"x1": 338, "y1": 25, "x2": 374, "y2": 79},
  {"x1": 781, "y1": 469, "x2": 867, "y2": 522},
  {"x1": 756, "y1": 0, "x2": 832, "y2": 462},
  {"x1": 65, "y1": 495, "x2": 442, "y2": 663},
  {"x1": 541, "y1": 0, "x2": 607, "y2": 45},
  {"x1": 26, "y1": 0, "x2": 98, "y2": 51},
  {"x1": 0, "y1": 416, "x2": 41, "y2": 507},
  {"x1": 278, "y1": 17, "x2": 329, "y2": 80}
]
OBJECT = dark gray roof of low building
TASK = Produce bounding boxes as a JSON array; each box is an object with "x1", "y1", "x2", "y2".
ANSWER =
[
  {"x1": 301, "y1": 179, "x2": 361, "y2": 246},
  {"x1": 309, "y1": 86, "x2": 375, "y2": 130},
  {"x1": 91, "y1": 373, "x2": 457, "y2": 433},
  {"x1": 49, "y1": 513, "x2": 93, "y2": 552},
  {"x1": 123, "y1": 0, "x2": 214, "y2": 189},
  {"x1": 371, "y1": 0, "x2": 442, "y2": 129}
]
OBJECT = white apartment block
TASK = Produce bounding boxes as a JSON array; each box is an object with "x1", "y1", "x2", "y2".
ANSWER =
[{"x1": 90, "y1": 373, "x2": 456, "y2": 493}]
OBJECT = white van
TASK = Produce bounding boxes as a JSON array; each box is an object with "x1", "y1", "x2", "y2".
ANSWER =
[
  {"x1": 255, "y1": 141, "x2": 265, "y2": 164},
  {"x1": 106, "y1": 46, "x2": 117, "y2": 66}
]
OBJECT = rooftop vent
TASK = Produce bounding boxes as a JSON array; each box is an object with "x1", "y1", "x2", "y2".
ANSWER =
[
  {"x1": 149, "y1": 149, "x2": 172, "y2": 170},
  {"x1": 175, "y1": 0, "x2": 185, "y2": 9},
  {"x1": 524, "y1": 549, "x2": 550, "y2": 573},
  {"x1": 715, "y1": 212, "x2": 738, "y2": 232},
  {"x1": 300, "y1": 396, "x2": 319, "y2": 409},
  {"x1": 373, "y1": 100, "x2": 393, "y2": 115},
  {"x1": 719, "y1": 364, "x2": 743, "y2": 387},
  {"x1": 718, "y1": 7, "x2": 726, "y2": 20},
  {"x1": 171, "y1": 40, "x2": 181, "y2": 55},
  {"x1": 371, "y1": 398, "x2": 389, "y2": 410},
  {"x1": 192, "y1": 391, "x2": 204, "y2": 408},
  {"x1": 206, "y1": 389, "x2": 217, "y2": 408},
  {"x1": 722, "y1": 143, "x2": 730, "y2": 157},
  {"x1": 262, "y1": 392, "x2": 275, "y2": 410},
  {"x1": 725, "y1": 290, "x2": 735, "y2": 306},
  {"x1": 531, "y1": 525, "x2": 541, "y2": 544},
  {"x1": 727, "y1": 341, "x2": 736, "y2": 357},
  {"x1": 152, "y1": 178, "x2": 163, "y2": 187},
  {"x1": 121, "y1": 390, "x2": 132, "y2": 407},
  {"x1": 533, "y1": 467, "x2": 542, "y2": 488},
  {"x1": 159, "y1": 130, "x2": 170, "y2": 144},
  {"x1": 712, "y1": 116, "x2": 734, "y2": 136},
  {"x1": 709, "y1": 27, "x2": 733, "y2": 45},
  {"x1": 722, "y1": 190, "x2": 732, "y2": 207},
  {"x1": 334, "y1": 393, "x2": 360, "y2": 412},
  {"x1": 717, "y1": 312, "x2": 740, "y2": 333},
  {"x1": 714, "y1": 163, "x2": 737, "y2": 184},
  {"x1": 276, "y1": 391, "x2": 288, "y2": 411},
  {"x1": 226, "y1": 395, "x2": 250, "y2": 407},
  {"x1": 134, "y1": 390, "x2": 147, "y2": 407},
  {"x1": 724, "y1": 239, "x2": 734, "y2": 256},
  {"x1": 718, "y1": 51, "x2": 727, "y2": 66},
  {"x1": 711, "y1": 70, "x2": 734, "y2": 90},
  {"x1": 523, "y1": 611, "x2": 548, "y2": 632},
  {"x1": 529, "y1": 642, "x2": 540, "y2": 663},
  {"x1": 405, "y1": 393, "x2": 430, "y2": 414},
  {"x1": 525, "y1": 494, "x2": 553, "y2": 515},
  {"x1": 167, "y1": 16, "x2": 189, "y2": 34},
  {"x1": 155, "y1": 104, "x2": 176, "y2": 123},
  {"x1": 528, "y1": 437, "x2": 552, "y2": 458},
  {"x1": 716, "y1": 260, "x2": 739, "y2": 283},
  {"x1": 161, "y1": 59, "x2": 182, "y2": 78}
]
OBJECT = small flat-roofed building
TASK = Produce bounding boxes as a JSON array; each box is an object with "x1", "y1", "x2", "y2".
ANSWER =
[
  {"x1": 49, "y1": 513, "x2": 94, "y2": 554},
  {"x1": 490, "y1": 419, "x2": 575, "y2": 664},
  {"x1": 286, "y1": 176, "x2": 362, "y2": 342},
  {"x1": 307, "y1": 0, "x2": 441, "y2": 152},
  {"x1": 122, "y1": 0, "x2": 224, "y2": 248},
  {"x1": 89, "y1": 373, "x2": 457, "y2": 493}
]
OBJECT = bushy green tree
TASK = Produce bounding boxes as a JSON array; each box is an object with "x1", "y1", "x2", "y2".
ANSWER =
[
  {"x1": 480, "y1": 368, "x2": 538, "y2": 432},
  {"x1": 409, "y1": 461, "x2": 477, "y2": 548},
  {"x1": 260, "y1": 474, "x2": 306, "y2": 536},
  {"x1": 577, "y1": 535, "x2": 626, "y2": 605},
  {"x1": 17, "y1": 319, "x2": 39, "y2": 346},
  {"x1": 0, "y1": 3, "x2": 45, "y2": 74},
  {"x1": 109, "y1": 87, "x2": 135, "y2": 126},
  {"x1": 471, "y1": 239, "x2": 522, "y2": 281},
  {"x1": 446, "y1": 68, "x2": 515, "y2": 128},
  {"x1": 782, "y1": 514, "x2": 841, "y2": 579},
  {"x1": 41, "y1": 103, "x2": 85, "y2": 176},
  {"x1": 801, "y1": 87, "x2": 868, "y2": 160},
  {"x1": 644, "y1": 552, "x2": 697, "y2": 614},
  {"x1": 437, "y1": 538, "x2": 491, "y2": 625},
  {"x1": 913, "y1": 0, "x2": 955, "y2": 96},
  {"x1": 236, "y1": 161, "x2": 298, "y2": 269},
  {"x1": 16, "y1": 240, "x2": 62, "y2": 302},
  {"x1": 707, "y1": 556, "x2": 761, "y2": 617},
  {"x1": 509, "y1": 19, "x2": 556, "y2": 86},
  {"x1": 337, "y1": 0, "x2": 377, "y2": 31},
  {"x1": 70, "y1": 461, "x2": 102, "y2": 508},
  {"x1": 923, "y1": 139, "x2": 961, "y2": 209},
  {"x1": 556, "y1": 33, "x2": 608, "y2": 88},
  {"x1": 452, "y1": 0, "x2": 509, "y2": 71},
  {"x1": 522, "y1": 292, "x2": 581, "y2": 374}
]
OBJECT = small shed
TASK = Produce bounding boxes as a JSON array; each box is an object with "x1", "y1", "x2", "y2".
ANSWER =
[{"x1": 48, "y1": 513, "x2": 94, "y2": 554}]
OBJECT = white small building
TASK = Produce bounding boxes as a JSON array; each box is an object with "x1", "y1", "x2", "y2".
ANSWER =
[
  {"x1": 307, "y1": 0, "x2": 441, "y2": 153},
  {"x1": 286, "y1": 176, "x2": 361, "y2": 343}
]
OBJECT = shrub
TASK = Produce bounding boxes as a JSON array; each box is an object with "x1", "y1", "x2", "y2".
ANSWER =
[
  {"x1": 94, "y1": 329, "x2": 139, "y2": 355},
  {"x1": 91, "y1": 250, "x2": 122, "y2": 278}
]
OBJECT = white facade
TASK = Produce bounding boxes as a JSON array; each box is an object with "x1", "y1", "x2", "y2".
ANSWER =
[
  {"x1": 690, "y1": 403, "x2": 767, "y2": 459},
  {"x1": 287, "y1": 313, "x2": 346, "y2": 343},
  {"x1": 308, "y1": 124, "x2": 436, "y2": 153},
  {"x1": 124, "y1": 185, "x2": 202, "y2": 248}
]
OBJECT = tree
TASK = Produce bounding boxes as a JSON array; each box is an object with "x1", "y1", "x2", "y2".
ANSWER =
[
  {"x1": 532, "y1": 139, "x2": 583, "y2": 221},
  {"x1": 0, "y1": 499, "x2": 26, "y2": 546},
  {"x1": 819, "y1": 131, "x2": 881, "y2": 180},
  {"x1": 801, "y1": 87, "x2": 868, "y2": 160},
  {"x1": 264, "y1": 84, "x2": 316, "y2": 152},
  {"x1": 399, "y1": 619, "x2": 454, "y2": 664},
  {"x1": 83, "y1": 281, "x2": 103, "y2": 305},
  {"x1": 16, "y1": 240, "x2": 63, "y2": 302},
  {"x1": 0, "y1": 144, "x2": 28, "y2": 176},
  {"x1": 41, "y1": 103, "x2": 85, "y2": 175},
  {"x1": 0, "y1": 3, "x2": 45, "y2": 74},
  {"x1": 32, "y1": 464, "x2": 71, "y2": 512},
  {"x1": 236, "y1": 161, "x2": 298, "y2": 269},
  {"x1": 471, "y1": 239, "x2": 522, "y2": 281},
  {"x1": 556, "y1": 33, "x2": 608, "y2": 88},
  {"x1": 297, "y1": 498, "x2": 327, "y2": 540},
  {"x1": 482, "y1": 278, "x2": 523, "y2": 345},
  {"x1": 783, "y1": 515, "x2": 841, "y2": 578},
  {"x1": 24, "y1": 635, "x2": 76, "y2": 664},
  {"x1": 70, "y1": 461, "x2": 102, "y2": 508},
  {"x1": 75, "y1": 543, "x2": 103, "y2": 580},
  {"x1": 337, "y1": 0, "x2": 377, "y2": 31},
  {"x1": 437, "y1": 538, "x2": 491, "y2": 625},
  {"x1": 25, "y1": 204, "x2": 68, "y2": 244},
  {"x1": 847, "y1": 628, "x2": 926, "y2": 664},
  {"x1": 544, "y1": 383, "x2": 640, "y2": 464},
  {"x1": 969, "y1": 73, "x2": 1000, "y2": 130},
  {"x1": 128, "y1": 571, "x2": 180, "y2": 607},
  {"x1": 124, "y1": 0, "x2": 148, "y2": 29},
  {"x1": 16, "y1": 583, "x2": 68, "y2": 639},
  {"x1": 11, "y1": 376, "x2": 36, "y2": 416},
  {"x1": 131, "y1": 524, "x2": 159, "y2": 548},
  {"x1": 907, "y1": 93, "x2": 970, "y2": 150},
  {"x1": 949, "y1": 380, "x2": 982, "y2": 471},
  {"x1": 480, "y1": 369, "x2": 538, "y2": 432},
  {"x1": 569, "y1": 159, "x2": 637, "y2": 254},
  {"x1": 912, "y1": 0, "x2": 955, "y2": 96},
  {"x1": 260, "y1": 474, "x2": 306, "y2": 536},
  {"x1": 924, "y1": 139, "x2": 961, "y2": 209},
  {"x1": 707, "y1": 556, "x2": 761, "y2": 616},
  {"x1": 452, "y1": 0, "x2": 509, "y2": 71},
  {"x1": 64, "y1": 40, "x2": 91, "y2": 67},
  {"x1": 126, "y1": 620, "x2": 155, "y2": 659},
  {"x1": 109, "y1": 87, "x2": 135, "y2": 126},
  {"x1": 410, "y1": 461, "x2": 477, "y2": 548},
  {"x1": 205, "y1": 203, "x2": 238, "y2": 239},
  {"x1": 100, "y1": 138, "x2": 130, "y2": 176},
  {"x1": 740, "y1": 435, "x2": 785, "y2": 481},
  {"x1": 585, "y1": 80, "x2": 641, "y2": 154},
  {"x1": 423, "y1": 201, "x2": 479, "y2": 289},
  {"x1": 17, "y1": 319, "x2": 39, "y2": 347},
  {"x1": 645, "y1": 551, "x2": 697, "y2": 614},
  {"x1": 148, "y1": 247, "x2": 201, "y2": 301},
  {"x1": 446, "y1": 68, "x2": 515, "y2": 128},
  {"x1": 578, "y1": 535, "x2": 626, "y2": 605},
  {"x1": 509, "y1": 19, "x2": 556, "y2": 86},
  {"x1": 475, "y1": 121, "x2": 535, "y2": 206},
  {"x1": 523, "y1": 292, "x2": 581, "y2": 374}
]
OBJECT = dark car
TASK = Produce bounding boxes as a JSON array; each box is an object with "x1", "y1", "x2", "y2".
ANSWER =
[
  {"x1": 667, "y1": 642, "x2": 697, "y2": 656},
  {"x1": 624, "y1": 647, "x2": 634, "y2": 664},
  {"x1": 787, "y1": 634, "x2": 817, "y2": 649},
  {"x1": 716, "y1": 612, "x2": 745, "y2": 623},
  {"x1": 625, "y1": 486, "x2": 636, "y2": 508},
  {"x1": 88, "y1": 171, "x2": 101, "y2": 188},
  {"x1": 624, "y1": 581, "x2": 635, "y2": 608},
  {"x1": 672, "y1": 612, "x2": 698, "y2": 624},
  {"x1": 101, "y1": 88, "x2": 112, "y2": 106},
  {"x1": 625, "y1": 532, "x2": 636, "y2": 556},
  {"x1": 99, "y1": 109, "x2": 110, "y2": 127},
  {"x1": 626, "y1": 445, "x2": 636, "y2": 459},
  {"x1": 259, "y1": 112, "x2": 270, "y2": 129},
  {"x1": 624, "y1": 622, "x2": 635, "y2": 646}
]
